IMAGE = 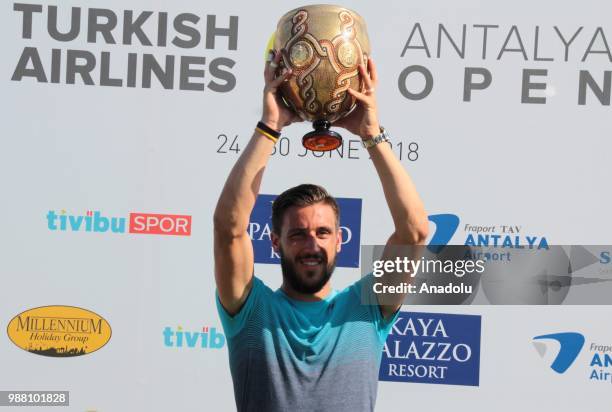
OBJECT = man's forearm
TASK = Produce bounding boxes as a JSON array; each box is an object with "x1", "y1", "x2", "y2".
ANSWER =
[
  {"x1": 213, "y1": 131, "x2": 275, "y2": 236},
  {"x1": 367, "y1": 136, "x2": 428, "y2": 319},
  {"x1": 367, "y1": 141, "x2": 428, "y2": 244}
]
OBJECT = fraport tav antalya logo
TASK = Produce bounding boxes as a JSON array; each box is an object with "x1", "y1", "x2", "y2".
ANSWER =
[
  {"x1": 427, "y1": 213, "x2": 549, "y2": 257},
  {"x1": 533, "y1": 331, "x2": 612, "y2": 384}
]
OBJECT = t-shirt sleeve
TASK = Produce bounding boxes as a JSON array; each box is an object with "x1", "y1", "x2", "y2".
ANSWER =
[
  {"x1": 352, "y1": 274, "x2": 401, "y2": 343},
  {"x1": 215, "y1": 276, "x2": 264, "y2": 339}
]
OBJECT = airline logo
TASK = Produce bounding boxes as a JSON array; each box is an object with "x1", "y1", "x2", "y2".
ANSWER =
[{"x1": 46, "y1": 210, "x2": 192, "y2": 236}]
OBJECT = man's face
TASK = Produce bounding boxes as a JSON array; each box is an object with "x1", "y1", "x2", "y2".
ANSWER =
[{"x1": 272, "y1": 202, "x2": 342, "y2": 295}]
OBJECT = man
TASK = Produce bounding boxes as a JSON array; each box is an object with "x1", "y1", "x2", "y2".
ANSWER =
[{"x1": 213, "y1": 50, "x2": 428, "y2": 411}]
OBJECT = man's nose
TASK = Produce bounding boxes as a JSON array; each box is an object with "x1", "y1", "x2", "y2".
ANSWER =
[{"x1": 304, "y1": 233, "x2": 321, "y2": 250}]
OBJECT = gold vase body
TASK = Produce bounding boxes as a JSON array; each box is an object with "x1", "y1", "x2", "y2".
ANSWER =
[{"x1": 273, "y1": 5, "x2": 370, "y2": 149}]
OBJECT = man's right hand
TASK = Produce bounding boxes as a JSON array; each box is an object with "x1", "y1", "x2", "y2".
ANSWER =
[{"x1": 261, "y1": 50, "x2": 300, "y2": 131}]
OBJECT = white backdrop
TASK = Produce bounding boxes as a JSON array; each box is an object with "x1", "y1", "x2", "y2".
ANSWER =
[{"x1": 1, "y1": 0, "x2": 611, "y2": 410}]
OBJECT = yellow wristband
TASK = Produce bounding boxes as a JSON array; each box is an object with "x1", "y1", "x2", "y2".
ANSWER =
[{"x1": 256, "y1": 127, "x2": 278, "y2": 143}]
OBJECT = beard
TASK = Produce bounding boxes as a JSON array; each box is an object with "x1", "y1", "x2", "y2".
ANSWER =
[{"x1": 279, "y1": 246, "x2": 337, "y2": 295}]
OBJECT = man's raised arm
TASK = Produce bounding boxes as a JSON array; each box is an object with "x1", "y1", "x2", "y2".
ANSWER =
[
  {"x1": 213, "y1": 52, "x2": 296, "y2": 316},
  {"x1": 336, "y1": 57, "x2": 429, "y2": 319}
]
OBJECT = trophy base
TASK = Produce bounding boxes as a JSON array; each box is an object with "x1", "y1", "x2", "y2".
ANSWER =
[{"x1": 302, "y1": 120, "x2": 342, "y2": 152}]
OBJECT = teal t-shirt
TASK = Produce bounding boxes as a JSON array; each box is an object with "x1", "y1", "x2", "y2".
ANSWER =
[{"x1": 216, "y1": 275, "x2": 398, "y2": 412}]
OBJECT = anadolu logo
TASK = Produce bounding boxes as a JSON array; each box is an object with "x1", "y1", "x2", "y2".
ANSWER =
[
  {"x1": 46, "y1": 210, "x2": 192, "y2": 236},
  {"x1": 163, "y1": 326, "x2": 225, "y2": 349},
  {"x1": 7, "y1": 305, "x2": 112, "y2": 357},
  {"x1": 249, "y1": 194, "x2": 362, "y2": 268},
  {"x1": 532, "y1": 332, "x2": 585, "y2": 374}
]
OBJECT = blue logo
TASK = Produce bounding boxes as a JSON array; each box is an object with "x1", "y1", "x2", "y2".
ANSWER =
[
  {"x1": 533, "y1": 332, "x2": 585, "y2": 374},
  {"x1": 427, "y1": 214, "x2": 460, "y2": 252},
  {"x1": 162, "y1": 326, "x2": 225, "y2": 349},
  {"x1": 427, "y1": 213, "x2": 549, "y2": 250},
  {"x1": 249, "y1": 194, "x2": 362, "y2": 268},
  {"x1": 379, "y1": 312, "x2": 481, "y2": 386},
  {"x1": 533, "y1": 332, "x2": 612, "y2": 384}
]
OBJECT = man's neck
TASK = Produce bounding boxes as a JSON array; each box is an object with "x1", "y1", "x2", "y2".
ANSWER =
[{"x1": 281, "y1": 282, "x2": 332, "y2": 301}]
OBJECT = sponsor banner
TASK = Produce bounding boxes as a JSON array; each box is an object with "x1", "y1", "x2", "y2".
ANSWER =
[
  {"x1": 128, "y1": 212, "x2": 191, "y2": 236},
  {"x1": 162, "y1": 325, "x2": 226, "y2": 349},
  {"x1": 46, "y1": 210, "x2": 192, "y2": 236},
  {"x1": 10, "y1": 4, "x2": 239, "y2": 92},
  {"x1": 428, "y1": 213, "x2": 549, "y2": 250},
  {"x1": 379, "y1": 312, "x2": 481, "y2": 386},
  {"x1": 249, "y1": 194, "x2": 362, "y2": 268},
  {"x1": 7, "y1": 306, "x2": 111, "y2": 357},
  {"x1": 533, "y1": 331, "x2": 612, "y2": 385}
]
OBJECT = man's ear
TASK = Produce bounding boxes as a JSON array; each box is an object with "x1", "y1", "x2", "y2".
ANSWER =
[
  {"x1": 271, "y1": 232, "x2": 280, "y2": 253},
  {"x1": 336, "y1": 227, "x2": 342, "y2": 253}
]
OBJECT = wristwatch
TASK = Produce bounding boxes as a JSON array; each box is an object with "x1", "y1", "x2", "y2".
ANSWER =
[{"x1": 362, "y1": 127, "x2": 390, "y2": 149}]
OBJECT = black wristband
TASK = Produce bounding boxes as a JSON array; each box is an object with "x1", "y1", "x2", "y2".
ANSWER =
[{"x1": 256, "y1": 121, "x2": 281, "y2": 139}]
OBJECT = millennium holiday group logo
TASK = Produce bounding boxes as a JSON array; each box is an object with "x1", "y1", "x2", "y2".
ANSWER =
[{"x1": 7, "y1": 305, "x2": 112, "y2": 357}]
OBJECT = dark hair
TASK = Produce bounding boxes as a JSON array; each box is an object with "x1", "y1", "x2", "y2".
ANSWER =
[{"x1": 271, "y1": 184, "x2": 340, "y2": 234}]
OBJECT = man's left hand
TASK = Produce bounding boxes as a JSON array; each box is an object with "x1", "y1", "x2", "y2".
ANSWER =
[{"x1": 334, "y1": 56, "x2": 381, "y2": 139}]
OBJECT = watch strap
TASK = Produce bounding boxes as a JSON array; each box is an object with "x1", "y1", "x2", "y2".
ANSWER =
[{"x1": 362, "y1": 127, "x2": 390, "y2": 149}]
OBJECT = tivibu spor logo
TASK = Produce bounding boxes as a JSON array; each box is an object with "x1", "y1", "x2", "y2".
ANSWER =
[{"x1": 46, "y1": 210, "x2": 191, "y2": 236}]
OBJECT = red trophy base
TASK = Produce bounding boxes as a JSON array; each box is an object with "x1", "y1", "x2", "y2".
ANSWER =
[{"x1": 302, "y1": 120, "x2": 342, "y2": 152}]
